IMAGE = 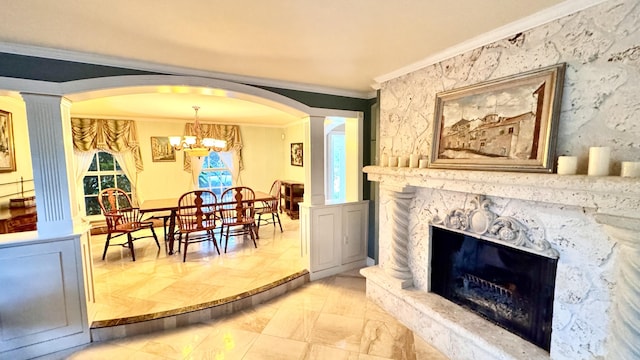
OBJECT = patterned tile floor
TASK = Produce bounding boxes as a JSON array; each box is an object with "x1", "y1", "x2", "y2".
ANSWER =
[
  {"x1": 89, "y1": 215, "x2": 306, "y2": 322},
  {"x1": 44, "y1": 216, "x2": 448, "y2": 359}
]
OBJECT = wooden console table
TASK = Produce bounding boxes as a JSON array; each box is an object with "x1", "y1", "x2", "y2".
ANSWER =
[
  {"x1": 280, "y1": 180, "x2": 304, "y2": 219},
  {"x1": 0, "y1": 206, "x2": 37, "y2": 234}
]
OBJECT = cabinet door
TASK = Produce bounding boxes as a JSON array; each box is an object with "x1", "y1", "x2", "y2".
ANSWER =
[
  {"x1": 342, "y1": 203, "x2": 368, "y2": 264},
  {"x1": 309, "y1": 206, "x2": 342, "y2": 272}
]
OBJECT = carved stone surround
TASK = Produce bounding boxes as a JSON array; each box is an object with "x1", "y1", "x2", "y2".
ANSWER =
[
  {"x1": 432, "y1": 195, "x2": 559, "y2": 259},
  {"x1": 362, "y1": 166, "x2": 640, "y2": 360}
]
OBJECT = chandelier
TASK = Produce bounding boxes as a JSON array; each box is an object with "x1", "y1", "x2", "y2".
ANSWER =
[{"x1": 169, "y1": 106, "x2": 227, "y2": 157}]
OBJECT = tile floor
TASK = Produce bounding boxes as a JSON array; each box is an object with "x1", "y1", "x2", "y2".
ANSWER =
[
  {"x1": 90, "y1": 215, "x2": 306, "y2": 322},
  {"x1": 48, "y1": 215, "x2": 448, "y2": 359}
]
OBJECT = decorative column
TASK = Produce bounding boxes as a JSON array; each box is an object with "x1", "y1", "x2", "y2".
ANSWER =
[
  {"x1": 22, "y1": 94, "x2": 79, "y2": 235},
  {"x1": 303, "y1": 115, "x2": 326, "y2": 205},
  {"x1": 595, "y1": 214, "x2": 640, "y2": 360},
  {"x1": 382, "y1": 184, "x2": 415, "y2": 288}
]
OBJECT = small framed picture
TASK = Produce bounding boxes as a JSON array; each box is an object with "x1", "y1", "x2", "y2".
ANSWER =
[
  {"x1": 150, "y1": 136, "x2": 176, "y2": 162},
  {"x1": 0, "y1": 110, "x2": 16, "y2": 172},
  {"x1": 291, "y1": 142, "x2": 303, "y2": 167}
]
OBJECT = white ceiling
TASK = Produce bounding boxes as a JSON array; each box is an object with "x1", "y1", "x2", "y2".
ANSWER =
[{"x1": 0, "y1": 0, "x2": 590, "y2": 125}]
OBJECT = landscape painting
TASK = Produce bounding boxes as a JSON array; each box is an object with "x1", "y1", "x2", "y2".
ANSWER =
[
  {"x1": 430, "y1": 64, "x2": 565, "y2": 172},
  {"x1": 150, "y1": 136, "x2": 176, "y2": 162}
]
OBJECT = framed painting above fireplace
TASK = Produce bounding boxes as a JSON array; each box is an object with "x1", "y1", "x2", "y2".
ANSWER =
[{"x1": 430, "y1": 63, "x2": 565, "y2": 172}]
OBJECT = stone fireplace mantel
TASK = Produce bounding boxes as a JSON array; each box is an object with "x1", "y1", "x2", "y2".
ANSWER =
[
  {"x1": 362, "y1": 165, "x2": 640, "y2": 360},
  {"x1": 363, "y1": 166, "x2": 640, "y2": 219}
]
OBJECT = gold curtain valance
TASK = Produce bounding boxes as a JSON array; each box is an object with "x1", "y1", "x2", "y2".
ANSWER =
[
  {"x1": 183, "y1": 123, "x2": 243, "y2": 172},
  {"x1": 71, "y1": 118, "x2": 144, "y2": 172}
]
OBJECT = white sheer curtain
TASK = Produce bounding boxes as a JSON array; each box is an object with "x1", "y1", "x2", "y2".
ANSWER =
[
  {"x1": 74, "y1": 150, "x2": 97, "y2": 216},
  {"x1": 74, "y1": 150, "x2": 96, "y2": 185},
  {"x1": 113, "y1": 151, "x2": 140, "y2": 205},
  {"x1": 218, "y1": 150, "x2": 241, "y2": 185}
]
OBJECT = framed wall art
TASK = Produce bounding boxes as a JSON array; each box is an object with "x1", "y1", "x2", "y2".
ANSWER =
[
  {"x1": 0, "y1": 110, "x2": 16, "y2": 172},
  {"x1": 430, "y1": 63, "x2": 565, "y2": 172},
  {"x1": 291, "y1": 142, "x2": 303, "y2": 166},
  {"x1": 150, "y1": 136, "x2": 176, "y2": 162}
]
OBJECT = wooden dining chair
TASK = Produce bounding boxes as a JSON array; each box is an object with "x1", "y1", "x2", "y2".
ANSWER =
[
  {"x1": 219, "y1": 186, "x2": 257, "y2": 253},
  {"x1": 176, "y1": 190, "x2": 220, "y2": 262},
  {"x1": 98, "y1": 188, "x2": 160, "y2": 261},
  {"x1": 254, "y1": 180, "x2": 283, "y2": 233}
]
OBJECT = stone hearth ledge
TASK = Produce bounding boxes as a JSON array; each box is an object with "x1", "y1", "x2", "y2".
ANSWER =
[
  {"x1": 363, "y1": 166, "x2": 640, "y2": 219},
  {"x1": 361, "y1": 266, "x2": 549, "y2": 360}
]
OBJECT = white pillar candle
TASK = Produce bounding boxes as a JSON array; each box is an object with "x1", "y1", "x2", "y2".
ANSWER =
[
  {"x1": 418, "y1": 159, "x2": 428, "y2": 168},
  {"x1": 380, "y1": 154, "x2": 388, "y2": 167},
  {"x1": 621, "y1": 161, "x2": 640, "y2": 177},
  {"x1": 557, "y1": 156, "x2": 578, "y2": 175},
  {"x1": 388, "y1": 156, "x2": 398, "y2": 167},
  {"x1": 398, "y1": 156, "x2": 409, "y2": 167},
  {"x1": 588, "y1": 146, "x2": 610, "y2": 176},
  {"x1": 409, "y1": 154, "x2": 420, "y2": 168}
]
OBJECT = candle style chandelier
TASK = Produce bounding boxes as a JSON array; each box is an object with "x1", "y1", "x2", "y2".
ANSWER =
[{"x1": 169, "y1": 106, "x2": 227, "y2": 157}]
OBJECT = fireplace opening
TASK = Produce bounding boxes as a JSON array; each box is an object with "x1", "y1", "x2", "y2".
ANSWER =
[{"x1": 430, "y1": 226, "x2": 557, "y2": 351}]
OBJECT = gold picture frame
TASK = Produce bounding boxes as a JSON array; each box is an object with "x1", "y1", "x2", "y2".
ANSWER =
[
  {"x1": 0, "y1": 110, "x2": 16, "y2": 172},
  {"x1": 150, "y1": 136, "x2": 176, "y2": 162},
  {"x1": 430, "y1": 63, "x2": 565, "y2": 172}
]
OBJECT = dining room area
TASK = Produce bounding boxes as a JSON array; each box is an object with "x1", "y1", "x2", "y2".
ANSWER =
[
  {"x1": 89, "y1": 202, "x2": 305, "y2": 325},
  {"x1": 0, "y1": 75, "x2": 370, "y2": 359},
  {"x1": 69, "y1": 88, "x2": 312, "y2": 327}
]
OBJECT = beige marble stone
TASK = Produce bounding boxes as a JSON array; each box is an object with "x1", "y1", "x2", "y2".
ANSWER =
[
  {"x1": 307, "y1": 344, "x2": 358, "y2": 360},
  {"x1": 62, "y1": 271, "x2": 448, "y2": 360},
  {"x1": 241, "y1": 334, "x2": 309, "y2": 359},
  {"x1": 189, "y1": 327, "x2": 259, "y2": 359},
  {"x1": 262, "y1": 307, "x2": 320, "y2": 341},
  {"x1": 308, "y1": 313, "x2": 364, "y2": 352}
]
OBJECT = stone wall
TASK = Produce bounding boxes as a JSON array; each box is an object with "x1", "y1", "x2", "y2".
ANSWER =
[{"x1": 379, "y1": 0, "x2": 640, "y2": 175}]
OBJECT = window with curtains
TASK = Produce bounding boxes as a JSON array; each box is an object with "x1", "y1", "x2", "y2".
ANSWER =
[
  {"x1": 198, "y1": 152, "x2": 232, "y2": 197},
  {"x1": 83, "y1": 152, "x2": 132, "y2": 216}
]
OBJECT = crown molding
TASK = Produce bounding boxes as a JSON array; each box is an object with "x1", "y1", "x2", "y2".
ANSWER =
[
  {"x1": 372, "y1": 0, "x2": 607, "y2": 87},
  {"x1": 0, "y1": 42, "x2": 373, "y2": 100}
]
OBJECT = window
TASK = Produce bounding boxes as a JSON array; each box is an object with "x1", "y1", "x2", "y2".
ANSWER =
[
  {"x1": 83, "y1": 152, "x2": 131, "y2": 216},
  {"x1": 327, "y1": 132, "x2": 346, "y2": 201},
  {"x1": 199, "y1": 152, "x2": 232, "y2": 197}
]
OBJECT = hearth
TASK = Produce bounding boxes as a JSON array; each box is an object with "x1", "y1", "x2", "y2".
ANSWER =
[{"x1": 430, "y1": 226, "x2": 558, "y2": 350}]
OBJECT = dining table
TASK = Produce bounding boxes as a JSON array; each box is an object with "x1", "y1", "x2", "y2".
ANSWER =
[{"x1": 140, "y1": 190, "x2": 274, "y2": 255}]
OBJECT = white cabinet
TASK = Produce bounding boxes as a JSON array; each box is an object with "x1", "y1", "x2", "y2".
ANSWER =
[{"x1": 300, "y1": 201, "x2": 368, "y2": 280}]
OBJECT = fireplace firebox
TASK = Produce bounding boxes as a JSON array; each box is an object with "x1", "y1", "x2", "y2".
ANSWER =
[{"x1": 430, "y1": 226, "x2": 558, "y2": 350}]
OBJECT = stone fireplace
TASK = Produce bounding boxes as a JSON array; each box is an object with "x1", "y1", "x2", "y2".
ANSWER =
[
  {"x1": 361, "y1": 166, "x2": 640, "y2": 360},
  {"x1": 430, "y1": 224, "x2": 557, "y2": 351},
  {"x1": 365, "y1": 1, "x2": 640, "y2": 358}
]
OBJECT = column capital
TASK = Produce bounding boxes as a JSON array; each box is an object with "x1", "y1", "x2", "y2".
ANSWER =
[
  {"x1": 381, "y1": 184, "x2": 415, "y2": 194},
  {"x1": 594, "y1": 214, "x2": 640, "y2": 247},
  {"x1": 594, "y1": 213, "x2": 640, "y2": 232}
]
